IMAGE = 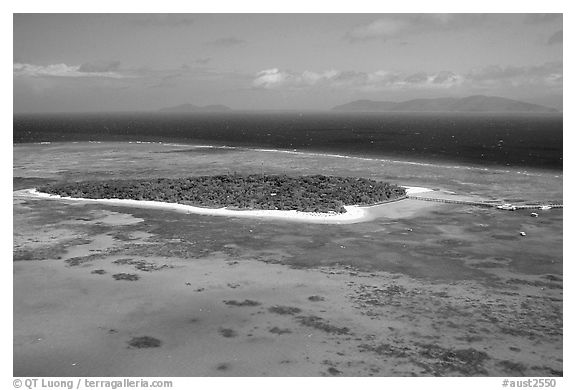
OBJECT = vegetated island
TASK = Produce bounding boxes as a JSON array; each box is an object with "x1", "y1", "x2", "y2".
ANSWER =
[{"x1": 37, "y1": 174, "x2": 407, "y2": 214}]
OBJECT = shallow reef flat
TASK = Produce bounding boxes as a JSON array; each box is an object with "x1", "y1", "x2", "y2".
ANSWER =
[{"x1": 13, "y1": 142, "x2": 562, "y2": 376}]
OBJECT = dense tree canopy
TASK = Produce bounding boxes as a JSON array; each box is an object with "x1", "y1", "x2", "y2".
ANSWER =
[{"x1": 38, "y1": 174, "x2": 406, "y2": 214}]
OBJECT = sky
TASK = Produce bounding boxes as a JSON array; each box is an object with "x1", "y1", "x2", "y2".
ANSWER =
[{"x1": 13, "y1": 13, "x2": 563, "y2": 113}]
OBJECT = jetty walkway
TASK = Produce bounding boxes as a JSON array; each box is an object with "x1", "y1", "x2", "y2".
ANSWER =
[{"x1": 407, "y1": 195, "x2": 562, "y2": 210}]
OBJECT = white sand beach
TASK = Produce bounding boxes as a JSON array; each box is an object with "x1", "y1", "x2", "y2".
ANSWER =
[
  {"x1": 18, "y1": 186, "x2": 434, "y2": 225},
  {"x1": 402, "y1": 186, "x2": 434, "y2": 195}
]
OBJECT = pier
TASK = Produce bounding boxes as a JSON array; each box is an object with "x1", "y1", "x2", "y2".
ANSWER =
[{"x1": 407, "y1": 195, "x2": 562, "y2": 210}]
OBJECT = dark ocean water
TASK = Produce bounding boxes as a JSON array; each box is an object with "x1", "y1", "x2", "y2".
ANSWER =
[{"x1": 13, "y1": 112, "x2": 563, "y2": 170}]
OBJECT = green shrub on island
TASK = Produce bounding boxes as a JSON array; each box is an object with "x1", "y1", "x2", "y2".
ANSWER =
[{"x1": 38, "y1": 174, "x2": 406, "y2": 214}]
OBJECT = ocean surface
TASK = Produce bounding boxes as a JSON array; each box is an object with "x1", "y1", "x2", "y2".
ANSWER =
[{"x1": 13, "y1": 112, "x2": 563, "y2": 170}]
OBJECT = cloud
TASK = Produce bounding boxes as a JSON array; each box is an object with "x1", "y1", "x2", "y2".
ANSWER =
[
  {"x1": 252, "y1": 68, "x2": 461, "y2": 91},
  {"x1": 467, "y1": 62, "x2": 561, "y2": 80},
  {"x1": 465, "y1": 62, "x2": 562, "y2": 88},
  {"x1": 466, "y1": 65, "x2": 523, "y2": 81},
  {"x1": 205, "y1": 37, "x2": 244, "y2": 47},
  {"x1": 13, "y1": 62, "x2": 127, "y2": 79},
  {"x1": 433, "y1": 71, "x2": 459, "y2": 84},
  {"x1": 548, "y1": 30, "x2": 563, "y2": 45},
  {"x1": 252, "y1": 62, "x2": 561, "y2": 93},
  {"x1": 253, "y1": 68, "x2": 296, "y2": 88},
  {"x1": 253, "y1": 68, "x2": 361, "y2": 89},
  {"x1": 404, "y1": 72, "x2": 428, "y2": 84},
  {"x1": 345, "y1": 14, "x2": 485, "y2": 42}
]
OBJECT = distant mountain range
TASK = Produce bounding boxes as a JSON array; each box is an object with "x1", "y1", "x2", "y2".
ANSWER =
[
  {"x1": 332, "y1": 95, "x2": 558, "y2": 113},
  {"x1": 159, "y1": 103, "x2": 232, "y2": 113}
]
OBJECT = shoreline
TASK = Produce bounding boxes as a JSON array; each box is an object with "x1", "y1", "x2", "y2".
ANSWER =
[{"x1": 17, "y1": 186, "x2": 434, "y2": 225}]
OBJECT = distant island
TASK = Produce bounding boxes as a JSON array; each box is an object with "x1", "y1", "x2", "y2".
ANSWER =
[
  {"x1": 159, "y1": 103, "x2": 232, "y2": 113},
  {"x1": 37, "y1": 174, "x2": 406, "y2": 214},
  {"x1": 332, "y1": 95, "x2": 558, "y2": 113}
]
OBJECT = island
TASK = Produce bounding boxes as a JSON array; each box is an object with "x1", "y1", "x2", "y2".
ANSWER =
[
  {"x1": 332, "y1": 95, "x2": 559, "y2": 113},
  {"x1": 37, "y1": 174, "x2": 406, "y2": 214}
]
